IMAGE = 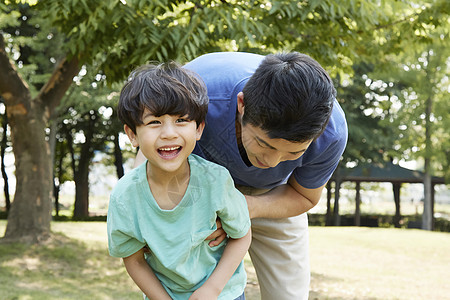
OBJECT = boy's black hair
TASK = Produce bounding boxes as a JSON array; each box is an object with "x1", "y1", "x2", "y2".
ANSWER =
[
  {"x1": 242, "y1": 52, "x2": 336, "y2": 142},
  {"x1": 118, "y1": 62, "x2": 208, "y2": 133}
]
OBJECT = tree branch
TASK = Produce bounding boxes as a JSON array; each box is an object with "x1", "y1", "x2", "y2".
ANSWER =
[
  {"x1": 38, "y1": 55, "x2": 81, "y2": 119},
  {"x1": 0, "y1": 33, "x2": 31, "y2": 109}
]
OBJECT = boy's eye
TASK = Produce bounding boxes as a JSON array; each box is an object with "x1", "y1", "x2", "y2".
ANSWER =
[
  {"x1": 146, "y1": 120, "x2": 160, "y2": 125},
  {"x1": 176, "y1": 118, "x2": 190, "y2": 123}
]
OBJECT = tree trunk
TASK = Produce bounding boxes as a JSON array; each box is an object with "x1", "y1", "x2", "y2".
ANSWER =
[
  {"x1": 53, "y1": 150, "x2": 64, "y2": 217},
  {"x1": 422, "y1": 93, "x2": 433, "y2": 230},
  {"x1": 73, "y1": 167, "x2": 90, "y2": 218},
  {"x1": 0, "y1": 112, "x2": 11, "y2": 212},
  {"x1": 4, "y1": 104, "x2": 53, "y2": 243},
  {"x1": 73, "y1": 112, "x2": 96, "y2": 218},
  {"x1": 113, "y1": 131, "x2": 124, "y2": 179}
]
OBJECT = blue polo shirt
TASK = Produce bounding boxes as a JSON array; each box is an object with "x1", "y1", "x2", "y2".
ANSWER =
[{"x1": 186, "y1": 52, "x2": 348, "y2": 190}]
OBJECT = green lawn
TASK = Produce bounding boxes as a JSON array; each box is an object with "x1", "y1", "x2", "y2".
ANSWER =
[{"x1": 1, "y1": 221, "x2": 449, "y2": 300}]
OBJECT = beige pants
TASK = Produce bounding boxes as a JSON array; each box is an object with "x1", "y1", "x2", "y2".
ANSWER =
[{"x1": 236, "y1": 185, "x2": 310, "y2": 300}]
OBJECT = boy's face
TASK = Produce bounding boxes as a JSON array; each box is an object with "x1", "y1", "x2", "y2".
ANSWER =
[{"x1": 125, "y1": 109, "x2": 204, "y2": 175}]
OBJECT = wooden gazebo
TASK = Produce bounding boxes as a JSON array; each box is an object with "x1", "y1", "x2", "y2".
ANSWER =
[{"x1": 328, "y1": 162, "x2": 446, "y2": 228}]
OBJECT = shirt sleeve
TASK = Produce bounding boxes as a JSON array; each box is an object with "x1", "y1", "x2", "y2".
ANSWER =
[
  {"x1": 107, "y1": 196, "x2": 146, "y2": 258},
  {"x1": 293, "y1": 130, "x2": 347, "y2": 189},
  {"x1": 216, "y1": 172, "x2": 251, "y2": 239}
]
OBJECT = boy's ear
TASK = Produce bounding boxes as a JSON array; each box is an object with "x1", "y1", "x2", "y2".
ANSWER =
[
  {"x1": 124, "y1": 125, "x2": 139, "y2": 147},
  {"x1": 237, "y1": 92, "x2": 245, "y2": 116},
  {"x1": 196, "y1": 121, "x2": 205, "y2": 141}
]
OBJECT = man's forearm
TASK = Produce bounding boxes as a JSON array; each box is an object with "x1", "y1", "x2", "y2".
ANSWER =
[{"x1": 247, "y1": 178, "x2": 324, "y2": 219}]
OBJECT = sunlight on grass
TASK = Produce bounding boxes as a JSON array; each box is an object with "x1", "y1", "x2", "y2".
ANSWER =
[
  {"x1": 1, "y1": 221, "x2": 449, "y2": 300},
  {"x1": 308, "y1": 227, "x2": 450, "y2": 300},
  {"x1": 0, "y1": 220, "x2": 141, "y2": 300}
]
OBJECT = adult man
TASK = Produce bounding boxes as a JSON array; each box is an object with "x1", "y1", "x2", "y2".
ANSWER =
[{"x1": 136, "y1": 52, "x2": 347, "y2": 299}]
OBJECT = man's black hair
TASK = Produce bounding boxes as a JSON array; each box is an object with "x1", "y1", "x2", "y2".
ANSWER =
[{"x1": 242, "y1": 52, "x2": 336, "y2": 142}]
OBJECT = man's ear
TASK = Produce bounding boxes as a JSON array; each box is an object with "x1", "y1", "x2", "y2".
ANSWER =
[
  {"x1": 124, "y1": 125, "x2": 139, "y2": 147},
  {"x1": 237, "y1": 92, "x2": 245, "y2": 116},
  {"x1": 196, "y1": 121, "x2": 205, "y2": 141}
]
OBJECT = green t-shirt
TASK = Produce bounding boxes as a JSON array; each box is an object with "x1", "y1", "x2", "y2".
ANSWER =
[{"x1": 107, "y1": 154, "x2": 250, "y2": 300}]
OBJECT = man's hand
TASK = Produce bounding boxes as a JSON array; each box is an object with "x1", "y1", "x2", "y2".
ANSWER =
[{"x1": 205, "y1": 219, "x2": 227, "y2": 247}]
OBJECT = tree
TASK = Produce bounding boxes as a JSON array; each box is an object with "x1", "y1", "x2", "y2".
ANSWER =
[
  {"x1": 54, "y1": 76, "x2": 119, "y2": 218},
  {"x1": 357, "y1": 2, "x2": 449, "y2": 229},
  {"x1": 0, "y1": 3, "x2": 80, "y2": 243}
]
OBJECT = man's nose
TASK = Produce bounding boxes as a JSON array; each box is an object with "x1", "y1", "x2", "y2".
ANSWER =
[{"x1": 264, "y1": 152, "x2": 283, "y2": 168}]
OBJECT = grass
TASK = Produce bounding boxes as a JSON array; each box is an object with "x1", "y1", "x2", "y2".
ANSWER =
[
  {"x1": 1, "y1": 221, "x2": 449, "y2": 300},
  {"x1": 307, "y1": 227, "x2": 450, "y2": 300}
]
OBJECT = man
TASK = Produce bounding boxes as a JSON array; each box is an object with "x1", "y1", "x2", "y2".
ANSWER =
[{"x1": 136, "y1": 52, "x2": 347, "y2": 299}]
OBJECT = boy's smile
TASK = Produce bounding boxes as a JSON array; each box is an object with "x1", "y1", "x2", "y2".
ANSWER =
[{"x1": 158, "y1": 146, "x2": 182, "y2": 159}]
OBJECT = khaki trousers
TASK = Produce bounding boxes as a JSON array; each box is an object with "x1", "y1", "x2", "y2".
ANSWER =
[{"x1": 236, "y1": 185, "x2": 310, "y2": 300}]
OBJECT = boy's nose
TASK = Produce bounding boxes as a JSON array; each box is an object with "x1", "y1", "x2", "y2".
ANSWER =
[{"x1": 160, "y1": 124, "x2": 178, "y2": 139}]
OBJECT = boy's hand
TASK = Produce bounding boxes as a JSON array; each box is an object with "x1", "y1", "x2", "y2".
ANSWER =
[
  {"x1": 188, "y1": 285, "x2": 220, "y2": 300},
  {"x1": 205, "y1": 219, "x2": 227, "y2": 247}
]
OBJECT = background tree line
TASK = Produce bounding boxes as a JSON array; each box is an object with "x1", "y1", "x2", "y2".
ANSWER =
[{"x1": 0, "y1": 0, "x2": 448, "y2": 243}]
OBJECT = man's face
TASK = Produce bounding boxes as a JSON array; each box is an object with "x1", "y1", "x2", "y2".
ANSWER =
[{"x1": 240, "y1": 122, "x2": 312, "y2": 169}]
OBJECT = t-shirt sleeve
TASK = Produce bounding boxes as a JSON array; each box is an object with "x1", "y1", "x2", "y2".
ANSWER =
[
  {"x1": 107, "y1": 196, "x2": 146, "y2": 258},
  {"x1": 216, "y1": 172, "x2": 251, "y2": 239},
  {"x1": 293, "y1": 132, "x2": 347, "y2": 189}
]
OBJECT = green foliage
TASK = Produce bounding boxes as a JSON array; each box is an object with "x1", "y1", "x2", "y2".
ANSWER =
[
  {"x1": 337, "y1": 63, "x2": 398, "y2": 164},
  {"x1": 35, "y1": 0, "x2": 433, "y2": 83},
  {"x1": 365, "y1": 20, "x2": 449, "y2": 178},
  {"x1": 53, "y1": 71, "x2": 122, "y2": 185},
  {"x1": 1, "y1": 2, "x2": 66, "y2": 96}
]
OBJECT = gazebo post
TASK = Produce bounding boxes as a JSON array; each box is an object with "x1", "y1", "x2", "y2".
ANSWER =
[
  {"x1": 333, "y1": 180, "x2": 341, "y2": 226},
  {"x1": 354, "y1": 182, "x2": 361, "y2": 226},
  {"x1": 326, "y1": 181, "x2": 333, "y2": 226},
  {"x1": 393, "y1": 183, "x2": 401, "y2": 228},
  {"x1": 432, "y1": 183, "x2": 436, "y2": 230}
]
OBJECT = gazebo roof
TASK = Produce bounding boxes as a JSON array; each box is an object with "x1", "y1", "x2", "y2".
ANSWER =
[{"x1": 331, "y1": 161, "x2": 446, "y2": 184}]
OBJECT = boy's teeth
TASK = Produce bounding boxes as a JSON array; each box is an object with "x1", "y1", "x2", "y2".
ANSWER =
[{"x1": 160, "y1": 146, "x2": 180, "y2": 151}]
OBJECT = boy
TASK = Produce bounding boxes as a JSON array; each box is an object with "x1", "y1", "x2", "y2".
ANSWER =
[{"x1": 107, "y1": 62, "x2": 251, "y2": 300}]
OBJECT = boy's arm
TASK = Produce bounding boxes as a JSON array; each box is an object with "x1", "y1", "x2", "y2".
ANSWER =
[
  {"x1": 123, "y1": 248, "x2": 172, "y2": 300},
  {"x1": 189, "y1": 228, "x2": 252, "y2": 300}
]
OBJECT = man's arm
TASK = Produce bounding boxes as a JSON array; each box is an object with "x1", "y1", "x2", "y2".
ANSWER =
[
  {"x1": 189, "y1": 228, "x2": 252, "y2": 300},
  {"x1": 123, "y1": 248, "x2": 172, "y2": 300},
  {"x1": 207, "y1": 175, "x2": 325, "y2": 246},
  {"x1": 246, "y1": 175, "x2": 325, "y2": 219}
]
